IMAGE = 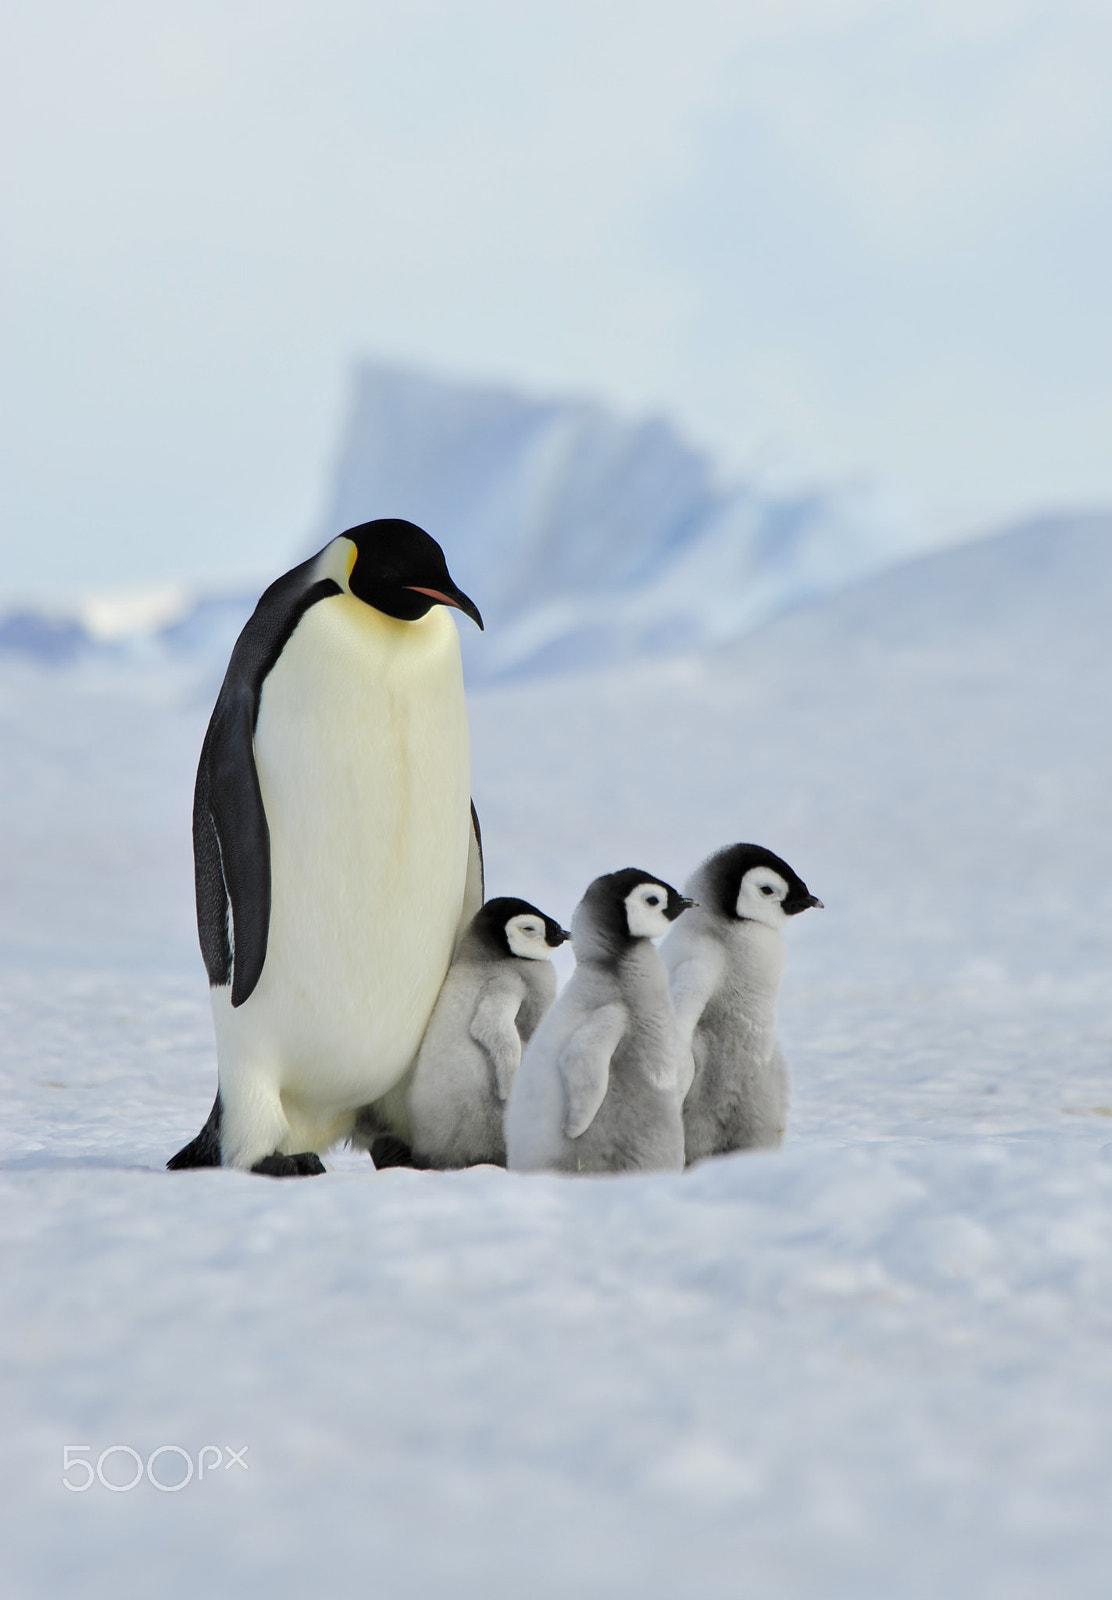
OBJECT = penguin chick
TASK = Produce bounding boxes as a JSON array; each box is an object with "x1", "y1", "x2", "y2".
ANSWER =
[
  {"x1": 405, "y1": 897, "x2": 569, "y2": 1168},
  {"x1": 660, "y1": 843, "x2": 822, "y2": 1164},
  {"x1": 505, "y1": 870, "x2": 691, "y2": 1175}
]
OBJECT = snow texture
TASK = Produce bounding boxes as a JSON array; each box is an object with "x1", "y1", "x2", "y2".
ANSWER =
[{"x1": 2, "y1": 515, "x2": 1112, "y2": 1598}]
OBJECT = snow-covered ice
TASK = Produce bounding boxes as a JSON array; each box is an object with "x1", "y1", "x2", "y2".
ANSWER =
[{"x1": 2, "y1": 518, "x2": 1111, "y2": 1598}]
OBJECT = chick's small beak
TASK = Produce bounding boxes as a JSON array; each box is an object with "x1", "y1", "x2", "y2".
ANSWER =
[
  {"x1": 808, "y1": 896, "x2": 825, "y2": 910},
  {"x1": 406, "y1": 585, "x2": 484, "y2": 630}
]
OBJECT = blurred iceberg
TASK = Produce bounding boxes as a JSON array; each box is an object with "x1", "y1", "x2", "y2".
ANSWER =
[
  {"x1": 318, "y1": 363, "x2": 929, "y2": 680},
  {"x1": 0, "y1": 588, "x2": 253, "y2": 670},
  {"x1": 0, "y1": 610, "x2": 91, "y2": 664},
  {"x1": 3, "y1": 361, "x2": 933, "y2": 676}
]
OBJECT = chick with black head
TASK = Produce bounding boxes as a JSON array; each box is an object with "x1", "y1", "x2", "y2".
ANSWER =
[
  {"x1": 384, "y1": 897, "x2": 571, "y2": 1170},
  {"x1": 505, "y1": 869, "x2": 692, "y2": 1174},
  {"x1": 660, "y1": 843, "x2": 822, "y2": 1162}
]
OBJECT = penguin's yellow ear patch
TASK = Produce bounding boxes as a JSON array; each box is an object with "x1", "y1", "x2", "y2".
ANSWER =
[{"x1": 315, "y1": 536, "x2": 359, "y2": 590}]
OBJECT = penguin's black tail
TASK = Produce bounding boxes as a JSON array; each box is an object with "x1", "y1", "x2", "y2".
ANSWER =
[{"x1": 167, "y1": 1092, "x2": 223, "y2": 1169}]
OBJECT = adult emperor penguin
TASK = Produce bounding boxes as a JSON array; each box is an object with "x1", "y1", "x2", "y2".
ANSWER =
[
  {"x1": 660, "y1": 843, "x2": 822, "y2": 1164},
  {"x1": 505, "y1": 869, "x2": 691, "y2": 1175},
  {"x1": 404, "y1": 897, "x2": 568, "y2": 1169},
  {"x1": 167, "y1": 518, "x2": 484, "y2": 1176}
]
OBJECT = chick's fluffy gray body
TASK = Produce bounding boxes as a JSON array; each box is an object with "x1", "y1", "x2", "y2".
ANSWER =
[
  {"x1": 506, "y1": 897, "x2": 685, "y2": 1175},
  {"x1": 662, "y1": 841, "x2": 822, "y2": 1164},
  {"x1": 666, "y1": 911, "x2": 789, "y2": 1162},
  {"x1": 406, "y1": 920, "x2": 556, "y2": 1168}
]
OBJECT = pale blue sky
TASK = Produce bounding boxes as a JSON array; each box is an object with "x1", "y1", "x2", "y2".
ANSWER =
[{"x1": 3, "y1": 0, "x2": 1111, "y2": 598}]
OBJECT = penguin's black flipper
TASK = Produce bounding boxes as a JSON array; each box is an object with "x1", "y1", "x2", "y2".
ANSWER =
[
  {"x1": 454, "y1": 797, "x2": 485, "y2": 943},
  {"x1": 193, "y1": 557, "x2": 342, "y2": 1008},
  {"x1": 167, "y1": 1093, "x2": 222, "y2": 1169},
  {"x1": 193, "y1": 751, "x2": 232, "y2": 988},
  {"x1": 470, "y1": 799, "x2": 485, "y2": 902},
  {"x1": 204, "y1": 686, "x2": 272, "y2": 1007}
]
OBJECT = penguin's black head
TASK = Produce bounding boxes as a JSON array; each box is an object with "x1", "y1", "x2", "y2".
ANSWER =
[
  {"x1": 702, "y1": 842, "x2": 822, "y2": 929},
  {"x1": 343, "y1": 519, "x2": 483, "y2": 629},
  {"x1": 577, "y1": 868, "x2": 692, "y2": 952},
  {"x1": 469, "y1": 897, "x2": 569, "y2": 961}
]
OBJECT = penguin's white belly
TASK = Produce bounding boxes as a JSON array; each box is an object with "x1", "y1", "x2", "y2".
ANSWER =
[{"x1": 214, "y1": 595, "x2": 471, "y2": 1117}]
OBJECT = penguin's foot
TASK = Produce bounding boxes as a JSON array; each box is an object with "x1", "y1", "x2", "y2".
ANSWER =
[
  {"x1": 369, "y1": 1135, "x2": 428, "y2": 1170},
  {"x1": 250, "y1": 1151, "x2": 327, "y2": 1178}
]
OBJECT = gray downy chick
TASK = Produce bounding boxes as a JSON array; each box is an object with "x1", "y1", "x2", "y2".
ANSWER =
[
  {"x1": 406, "y1": 897, "x2": 568, "y2": 1168},
  {"x1": 660, "y1": 843, "x2": 822, "y2": 1163},
  {"x1": 505, "y1": 869, "x2": 692, "y2": 1175}
]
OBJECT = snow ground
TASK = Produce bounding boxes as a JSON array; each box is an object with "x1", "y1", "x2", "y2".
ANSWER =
[{"x1": 2, "y1": 523, "x2": 1111, "y2": 1598}]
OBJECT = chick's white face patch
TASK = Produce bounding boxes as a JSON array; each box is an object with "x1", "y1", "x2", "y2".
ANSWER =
[
  {"x1": 506, "y1": 915, "x2": 553, "y2": 961},
  {"x1": 736, "y1": 867, "x2": 790, "y2": 928},
  {"x1": 625, "y1": 883, "x2": 674, "y2": 940}
]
